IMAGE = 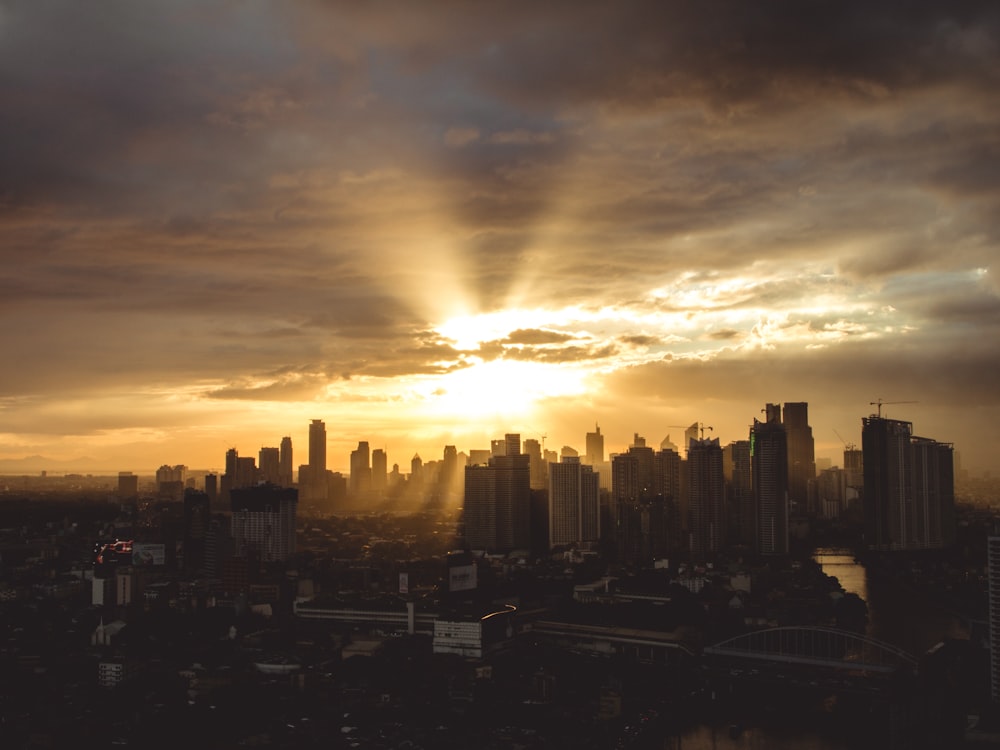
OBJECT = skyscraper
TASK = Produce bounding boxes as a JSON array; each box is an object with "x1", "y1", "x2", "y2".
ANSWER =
[
  {"x1": 687, "y1": 437, "x2": 725, "y2": 557},
  {"x1": 548, "y1": 456, "x2": 600, "y2": 549},
  {"x1": 371, "y1": 448, "x2": 388, "y2": 494},
  {"x1": 782, "y1": 402, "x2": 816, "y2": 515},
  {"x1": 863, "y1": 415, "x2": 955, "y2": 551},
  {"x1": 463, "y1": 439, "x2": 530, "y2": 553},
  {"x1": 862, "y1": 416, "x2": 912, "y2": 551},
  {"x1": 350, "y1": 441, "x2": 372, "y2": 496},
  {"x1": 309, "y1": 420, "x2": 326, "y2": 474},
  {"x1": 305, "y1": 419, "x2": 327, "y2": 503},
  {"x1": 279, "y1": 436, "x2": 293, "y2": 486},
  {"x1": 752, "y1": 410, "x2": 789, "y2": 555},
  {"x1": 725, "y1": 440, "x2": 753, "y2": 547},
  {"x1": 258, "y1": 446, "x2": 280, "y2": 485},
  {"x1": 585, "y1": 424, "x2": 605, "y2": 466}
]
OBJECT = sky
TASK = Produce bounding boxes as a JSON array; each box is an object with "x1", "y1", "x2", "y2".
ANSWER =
[{"x1": 1, "y1": 1, "x2": 999, "y2": 474}]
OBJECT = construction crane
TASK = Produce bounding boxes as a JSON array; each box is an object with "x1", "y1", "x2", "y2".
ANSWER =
[
  {"x1": 833, "y1": 429, "x2": 856, "y2": 452},
  {"x1": 869, "y1": 399, "x2": 918, "y2": 418}
]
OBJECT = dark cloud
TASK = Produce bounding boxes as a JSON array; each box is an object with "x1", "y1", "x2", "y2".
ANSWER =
[{"x1": 0, "y1": 1, "x2": 998, "y2": 468}]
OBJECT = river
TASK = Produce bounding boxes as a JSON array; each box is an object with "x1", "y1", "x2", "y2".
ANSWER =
[
  {"x1": 669, "y1": 548, "x2": 965, "y2": 749},
  {"x1": 813, "y1": 547, "x2": 967, "y2": 654}
]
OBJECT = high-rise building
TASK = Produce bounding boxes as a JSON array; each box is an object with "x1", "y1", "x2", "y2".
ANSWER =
[
  {"x1": 523, "y1": 438, "x2": 546, "y2": 490},
  {"x1": 687, "y1": 437, "x2": 725, "y2": 557},
  {"x1": 258, "y1": 447, "x2": 280, "y2": 485},
  {"x1": 350, "y1": 441, "x2": 372, "y2": 496},
  {"x1": 463, "y1": 439, "x2": 530, "y2": 553},
  {"x1": 305, "y1": 420, "x2": 327, "y2": 503},
  {"x1": 309, "y1": 420, "x2": 326, "y2": 474},
  {"x1": 372, "y1": 448, "x2": 388, "y2": 494},
  {"x1": 183, "y1": 488, "x2": 211, "y2": 574},
  {"x1": 548, "y1": 456, "x2": 600, "y2": 549},
  {"x1": 230, "y1": 484, "x2": 297, "y2": 561},
  {"x1": 863, "y1": 415, "x2": 955, "y2": 551},
  {"x1": 585, "y1": 424, "x2": 605, "y2": 466},
  {"x1": 725, "y1": 440, "x2": 753, "y2": 547},
  {"x1": 752, "y1": 410, "x2": 789, "y2": 555},
  {"x1": 118, "y1": 472, "x2": 138, "y2": 499},
  {"x1": 988, "y1": 536, "x2": 1000, "y2": 704},
  {"x1": 862, "y1": 416, "x2": 912, "y2": 551},
  {"x1": 279, "y1": 436, "x2": 293, "y2": 486},
  {"x1": 782, "y1": 402, "x2": 816, "y2": 515}
]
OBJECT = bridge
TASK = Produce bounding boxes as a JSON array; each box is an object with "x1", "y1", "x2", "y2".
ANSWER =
[{"x1": 703, "y1": 626, "x2": 919, "y2": 674}]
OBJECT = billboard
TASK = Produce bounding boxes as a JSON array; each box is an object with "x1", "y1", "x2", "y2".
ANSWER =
[
  {"x1": 448, "y1": 563, "x2": 477, "y2": 593},
  {"x1": 131, "y1": 542, "x2": 166, "y2": 566}
]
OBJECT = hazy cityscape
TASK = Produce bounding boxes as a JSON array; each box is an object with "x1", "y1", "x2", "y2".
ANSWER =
[
  {"x1": 4, "y1": 1, "x2": 1000, "y2": 749},
  {"x1": 2, "y1": 403, "x2": 1000, "y2": 748}
]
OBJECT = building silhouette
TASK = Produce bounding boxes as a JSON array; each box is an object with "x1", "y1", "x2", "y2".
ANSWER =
[
  {"x1": 724, "y1": 440, "x2": 753, "y2": 547},
  {"x1": 258, "y1": 446, "x2": 280, "y2": 485},
  {"x1": 463, "y1": 435, "x2": 530, "y2": 553},
  {"x1": 279, "y1": 436, "x2": 293, "y2": 486},
  {"x1": 752, "y1": 407, "x2": 789, "y2": 555},
  {"x1": 548, "y1": 456, "x2": 600, "y2": 549},
  {"x1": 372, "y1": 448, "x2": 388, "y2": 495},
  {"x1": 862, "y1": 415, "x2": 954, "y2": 550},
  {"x1": 230, "y1": 484, "x2": 297, "y2": 562},
  {"x1": 303, "y1": 419, "x2": 327, "y2": 502},
  {"x1": 687, "y1": 437, "x2": 725, "y2": 558},
  {"x1": 989, "y1": 536, "x2": 1000, "y2": 704},
  {"x1": 585, "y1": 424, "x2": 605, "y2": 466},
  {"x1": 350, "y1": 441, "x2": 372, "y2": 496},
  {"x1": 782, "y1": 402, "x2": 816, "y2": 515},
  {"x1": 182, "y1": 489, "x2": 211, "y2": 574}
]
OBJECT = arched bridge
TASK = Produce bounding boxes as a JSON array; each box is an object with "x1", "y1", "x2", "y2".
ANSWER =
[{"x1": 704, "y1": 626, "x2": 919, "y2": 674}]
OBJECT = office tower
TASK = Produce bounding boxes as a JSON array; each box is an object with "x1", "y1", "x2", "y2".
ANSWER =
[
  {"x1": 225, "y1": 448, "x2": 239, "y2": 478},
  {"x1": 491, "y1": 439, "x2": 506, "y2": 457},
  {"x1": 463, "y1": 444, "x2": 530, "y2": 553},
  {"x1": 505, "y1": 433, "x2": 521, "y2": 458},
  {"x1": 612, "y1": 449, "x2": 670, "y2": 563},
  {"x1": 230, "y1": 484, "x2": 297, "y2": 561},
  {"x1": 258, "y1": 447, "x2": 280, "y2": 485},
  {"x1": 989, "y1": 536, "x2": 1000, "y2": 704},
  {"x1": 523, "y1": 439, "x2": 546, "y2": 490},
  {"x1": 309, "y1": 420, "x2": 327, "y2": 473},
  {"x1": 862, "y1": 416, "x2": 913, "y2": 550},
  {"x1": 782, "y1": 402, "x2": 816, "y2": 515},
  {"x1": 687, "y1": 438, "x2": 725, "y2": 557},
  {"x1": 844, "y1": 445, "x2": 863, "y2": 494},
  {"x1": 585, "y1": 424, "x2": 605, "y2": 466},
  {"x1": 183, "y1": 489, "x2": 211, "y2": 574},
  {"x1": 548, "y1": 456, "x2": 600, "y2": 548},
  {"x1": 560, "y1": 445, "x2": 579, "y2": 459},
  {"x1": 865, "y1": 415, "x2": 956, "y2": 551},
  {"x1": 279, "y1": 436, "x2": 293, "y2": 486},
  {"x1": 439, "y1": 445, "x2": 462, "y2": 503},
  {"x1": 350, "y1": 441, "x2": 372, "y2": 496},
  {"x1": 372, "y1": 448, "x2": 388, "y2": 494},
  {"x1": 724, "y1": 440, "x2": 753, "y2": 546},
  {"x1": 911, "y1": 437, "x2": 955, "y2": 548},
  {"x1": 304, "y1": 420, "x2": 327, "y2": 503},
  {"x1": 752, "y1": 410, "x2": 789, "y2": 555},
  {"x1": 411, "y1": 454, "x2": 424, "y2": 486},
  {"x1": 118, "y1": 472, "x2": 138, "y2": 499},
  {"x1": 235, "y1": 457, "x2": 256, "y2": 488}
]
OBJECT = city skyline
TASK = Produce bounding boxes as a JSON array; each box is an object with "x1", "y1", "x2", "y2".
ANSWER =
[{"x1": 1, "y1": 3, "x2": 998, "y2": 473}]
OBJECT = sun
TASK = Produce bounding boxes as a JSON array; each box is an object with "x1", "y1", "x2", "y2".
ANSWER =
[{"x1": 413, "y1": 356, "x2": 589, "y2": 424}]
